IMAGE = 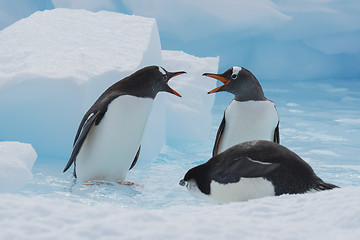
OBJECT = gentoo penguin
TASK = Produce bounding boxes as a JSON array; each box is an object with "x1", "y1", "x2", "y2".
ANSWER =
[
  {"x1": 63, "y1": 66, "x2": 185, "y2": 182},
  {"x1": 203, "y1": 67, "x2": 280, "y2": 156},
  {"x1": 180, "y1": 140, "x2": 338, "y2": 203}
]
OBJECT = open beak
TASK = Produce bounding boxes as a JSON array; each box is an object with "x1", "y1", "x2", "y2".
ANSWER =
[
  {"x1": 167, "y1": 71, "x2": 186, "y2": 97},
  {"x1": 203, "y1": 73, "x2": 230, "y2": 94}
]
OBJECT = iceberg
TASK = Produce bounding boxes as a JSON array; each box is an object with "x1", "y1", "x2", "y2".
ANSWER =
[
  {"x1": 162, "y1": 50, "x2": 218, "y2": 142},
  {"x1": 0, "y1": 8, "x2": 219, "y2": 164}
]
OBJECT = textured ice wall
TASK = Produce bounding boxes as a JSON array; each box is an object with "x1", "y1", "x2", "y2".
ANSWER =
[
  {"x1": 162, "y1": 50, "x2": 219, "y2": 142},
  {"x1": 1, "y1": 1, "x2": 359, "y2": 80},
  {"x1": 0, "y1": 142, "x2": 37, "y2": 191},
  {"x1": 122, "y1": 0, "x2": 360, "y2": 79}
]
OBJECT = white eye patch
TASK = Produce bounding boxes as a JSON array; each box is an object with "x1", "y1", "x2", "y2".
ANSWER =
[
  {"x1": 232, "y1": 66, "x2": 242, "y2": 78},
  {"x1": 158, "y1": 66, "x2": 166, "y2": 75}
]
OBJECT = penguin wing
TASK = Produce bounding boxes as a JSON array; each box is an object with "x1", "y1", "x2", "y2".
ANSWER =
[
  {"x1": 210, "y1": 156, "x2": 280, "y2": 184},
  {"x1": 73, "y1": 106, "x2": 107, "y2": 146},
  {"x1": 274, "y1": 122, "x2": 280, "y2": 143},
  {"x1": 63, "y1": 111, "x2": 101, "y2": 172},
  {"x1": 212, "y1": 114, "x2": 226, "y2": 157},
  {"x1": 129, "y1": 146, "x2": 141, "y2": 170}
]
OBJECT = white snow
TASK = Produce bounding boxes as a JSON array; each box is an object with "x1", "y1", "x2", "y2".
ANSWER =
[
  {"x1": 308, "y1": 149, "x2": 340, "y2": 157},
  {"x1": 335, "y1": 118, "x2": 360, "y2": 125},
  {"x1": 1, "y1": 187, "x2": 360, "y2": 239},
  {"x1": 0, "y1": 8, "x2": 160, "y2": 85},
  {"x1": 286, "y1": 103, "x2": 299, "y2": 107},
  {"x1": 0, "y1": 142, "x2": 37, "y2": 192}
]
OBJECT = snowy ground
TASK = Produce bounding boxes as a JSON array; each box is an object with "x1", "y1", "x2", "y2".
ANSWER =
[{"x1": 2, "y1": 186, "x2": 360, "y2": 240}]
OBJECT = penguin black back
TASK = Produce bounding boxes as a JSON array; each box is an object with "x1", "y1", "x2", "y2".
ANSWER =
[{"x1": 181, "y1": 140, "x2": 338, "y2": 203}]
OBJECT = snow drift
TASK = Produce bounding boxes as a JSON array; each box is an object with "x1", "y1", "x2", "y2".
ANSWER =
[
  {"x1": 0, "y1": 142, "x2": 37, "y2": 191},
  {"x1": 0, "y1": 8, "x2": 161, "y2": 84},
  {"x1": 1, "y1": 186, "x2": 359, "y2": 239}
]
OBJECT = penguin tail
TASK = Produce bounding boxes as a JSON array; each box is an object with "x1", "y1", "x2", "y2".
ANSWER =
[{"x1": 314, "y1": 179, "x2": 339, "y2": 191}]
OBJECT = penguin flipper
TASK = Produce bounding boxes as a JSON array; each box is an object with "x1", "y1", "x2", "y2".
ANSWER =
[
  {"x1": 210, "y1": 156, "x2": 280, "y2": 184},
  {"x1": 63, "y1": 111, "x2": 100, "y2": 173},
  {"x1": 129, "y1": 146, "x2": 141, "y2": 170},
  {"x1": 274, "y1": 122, "x2": 280, "y2": 143},
  {"x1": 212, "y1": 114, "x2": 226, "y2": 157}
]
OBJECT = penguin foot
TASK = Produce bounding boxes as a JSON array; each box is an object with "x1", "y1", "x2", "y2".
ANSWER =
[
  {"x1": 82, "y1": 180, "x2": 112, "y2": 186},
  {"x1": 118, "y1": 181, "x2": 144, "y2": 187}
]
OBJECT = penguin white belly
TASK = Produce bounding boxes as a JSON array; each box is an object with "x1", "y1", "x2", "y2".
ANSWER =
[
  {"x1": 218, "y1": 100, "x2": 279, "y2": 154},
  {"x1": 210, "y1": 178, "x2": 275, "y2": 203},
  {"x1": 76, "y1": 95, "x2": 153, "y2": 182}
]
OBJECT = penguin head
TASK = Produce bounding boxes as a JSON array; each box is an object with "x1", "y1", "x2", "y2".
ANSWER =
[
  {"x1": 203, "y1": 66, "x2": 265, "y2": 101},
  {"x1": 156, "y1": 66, "x2": 186, "y2": 97},
  {"x1": 180, "y1": 164, "x2": 210, "y2": 195},
  {"x1": 126, "y1": 66, "x2": 186, "y2": 98}
]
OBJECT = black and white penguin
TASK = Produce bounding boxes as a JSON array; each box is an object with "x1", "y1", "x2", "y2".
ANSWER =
[
  {"x1": 63, "y1": 66, "x2": 185, "y2": 182},
  {"x1": 180, "y1": 140, "x2": 338, "y2": 203},
  {"x1": 203, "y1": 67, "x2": 280, "y2": 156}
]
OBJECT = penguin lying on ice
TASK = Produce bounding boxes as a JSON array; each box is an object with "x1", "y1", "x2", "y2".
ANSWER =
[
  {"x1": 63, "y1": 66, "x2": 185, "y2": 182},
  {"x1": 203, "y1": 67, "x2": 280, "y2": 156},
  {"x1": 180, "y1": 140, "x2": 338, "y2": 203}
]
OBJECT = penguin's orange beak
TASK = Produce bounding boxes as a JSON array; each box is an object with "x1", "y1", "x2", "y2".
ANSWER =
[
  {"x1": 167, "y1": 83, "x2": 182, "y2": 97},
  {"x1": 203, "y1": 73, "x2": 230, "y2": 94},
  {"x1": 167, "y1": 71, "x2": 186, "y2": 97}
]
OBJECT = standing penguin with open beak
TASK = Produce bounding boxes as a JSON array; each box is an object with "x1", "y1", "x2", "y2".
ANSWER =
[
  {"x1": 63, "y1": 66, "x2": 185, "y2": 183},
  {"x1": 203, "y1": 66, "x2": 280, "y2": 156}
]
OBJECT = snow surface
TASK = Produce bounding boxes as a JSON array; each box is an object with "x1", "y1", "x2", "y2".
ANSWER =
[
  {"x1": 0, "y1": 8, "x2": 160, "y2": 85},
  {"x1": 0, "y1": 142, "x2": 37, "y2": 191},
  {"x1": 1, "y1": 187, "x2": 360, "y2": 240}
]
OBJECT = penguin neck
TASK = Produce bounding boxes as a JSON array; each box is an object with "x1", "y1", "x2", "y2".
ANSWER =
[
  {"x1": 187, "y1": 164, "x2": 211, "y2": 195},
  {"x1": 234, "y1": 87, "x2": 267, "y2": 102}
]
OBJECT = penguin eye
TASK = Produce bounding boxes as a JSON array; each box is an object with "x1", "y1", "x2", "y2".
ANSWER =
[
  {"x1": 231, "y1": 74, "x2": 237, "y2": 79},
  {"x1": 163, "y1": 75, "x2": 167, "y2": 81}
]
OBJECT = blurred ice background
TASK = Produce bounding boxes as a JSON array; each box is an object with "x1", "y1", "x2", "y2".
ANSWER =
[{"x1": 0, "y1": 1, "x2": 359, "y2": 239}]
